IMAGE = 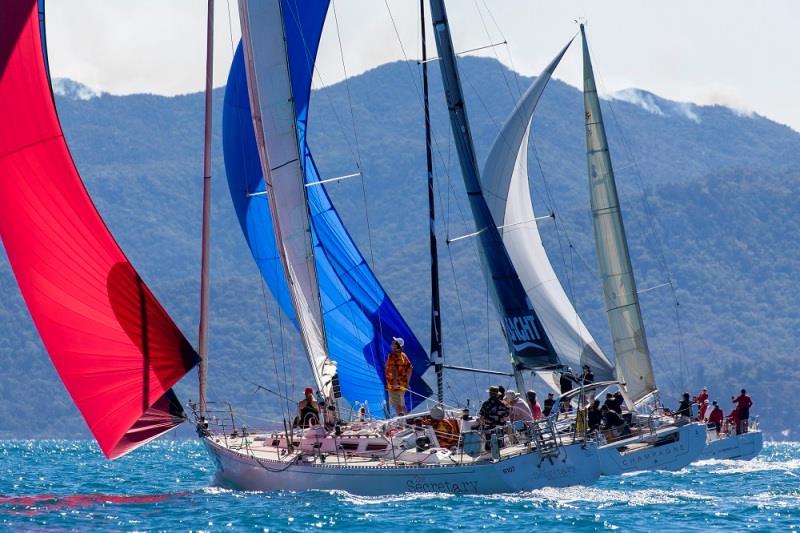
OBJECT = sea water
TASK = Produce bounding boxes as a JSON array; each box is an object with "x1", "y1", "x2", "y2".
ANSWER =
[{"x1": 1, "y1": 440, "x2": 797, "y2": 531}]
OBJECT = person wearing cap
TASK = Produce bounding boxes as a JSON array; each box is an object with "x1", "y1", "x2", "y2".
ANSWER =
[
  {"x1": 580, "y1": 365, "x2": 594, "y2": 386},
  {"x1": 297, "y1": 387, "x2": 320, "y2": 428},
  {"x1": 479, "y1": 385, "x2": 510, "y2": 431},
  {"x1": 505, "y1": 390, "x2": 533, "y2": 422},
  {"x1": 385, "y1": 337, "x2": 413, "y2": 416},
  {"x1": 543, "y1": 392, "x2": 556, "y2": 417}
]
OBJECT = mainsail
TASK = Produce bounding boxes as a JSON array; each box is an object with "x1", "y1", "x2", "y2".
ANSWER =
[
  {"x1": 228, "y1": 0, "x2": 431, "y2": 410},
  {"x1": 480, "y1": 40, "x2": 615, "y2": 382},
  {"x1": 429, "y1": 0, "x2": 559, "y2": 370},
  {"x1": 0, "y1": 0, "x2": 199, "y2": 459},
  {"x1": 581, "y1": 25, "x2": 656, "y2": 403}
]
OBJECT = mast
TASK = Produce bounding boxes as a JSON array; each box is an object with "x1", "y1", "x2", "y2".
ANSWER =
[
  {"x1": 420, "y1": 0, "x2": 443, "y2": 405},
  {"x1": 428, "y1": 0, "x2": 558, "y2": 392},
  {"x1": 580, "y1": 24, "x2": 656, "y2": 404},
  {"x1": 198, "y1": 0, "x2": 214, "y2": 420}
]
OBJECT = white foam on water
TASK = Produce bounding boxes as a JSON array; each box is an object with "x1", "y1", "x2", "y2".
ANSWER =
[
  {"x1": 332, "y1": 490, "x2": 455, "y2": 506},
  {"x1": 703, "y1": 458, "x2": 800, "y2": 475},
  {"x1": 467, "y1": 486, "x2": 714, "y2": 508}
]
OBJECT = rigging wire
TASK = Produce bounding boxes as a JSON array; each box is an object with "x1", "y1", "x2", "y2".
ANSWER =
[
  {"x1": 225, "y1": 0, "x2": 236, "y2": 54},
  {"x1": 331, "y1": 0, "x2": 379, "y2": 274},
  {"x1": 471, "y1": 0, "x2": 521, "y2": 103},
  {"x1": 480, "y1": 0, "x2": 523, "y2": 98},
  {"x1": 384, "y1": 0, "x2": 488, "y2": 401}
]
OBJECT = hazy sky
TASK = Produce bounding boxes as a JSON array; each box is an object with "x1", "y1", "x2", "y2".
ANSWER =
[{"x1": 45, "y1": 1, "x2": 800, "y2": 130}]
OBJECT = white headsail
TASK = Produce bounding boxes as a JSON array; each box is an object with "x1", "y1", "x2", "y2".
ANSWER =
[
  {"x1": 238, "y1": 0, "x2": 336, "y2": 395},
  {"x1": 481, "y1": 40, "x2": 615, "y2": 382},
  {"x1": 581, "y1": 25, "x2": 656, "y2": 404}
]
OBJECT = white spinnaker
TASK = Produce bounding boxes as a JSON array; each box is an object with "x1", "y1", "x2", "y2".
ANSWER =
[
  {"x1": 481, "y1": 40, "x2": 615, "y2": 381},
  {"x1": 239, "y1": 0, "x2": 335, "y2": 395}
]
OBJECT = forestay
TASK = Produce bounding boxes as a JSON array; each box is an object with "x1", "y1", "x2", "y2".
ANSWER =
[
  {"x1": 581, "y1": 25, "x2": 656, "y2": 403},
  {"x1": 480, "y1": 39, "x2": 615, "y2": 382},
  {"x1": 227, "y1": 0, "x2": 431, "y2": 411}
]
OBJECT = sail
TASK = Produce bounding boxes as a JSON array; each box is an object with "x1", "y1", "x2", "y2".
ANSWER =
[
  {"x1": 238, "y1": 0, "x2": 335, "y2": 395},
  {"x1": 480, "y1": 40, "x2": 615, "y2": 382},
  {"x1": 580, "y1": 25, "x2": 656, "y2": 403},
  {"x1": 429, "y1": 0, "x2": 559, "y2": 369},
  {"x1": 0, "y1": 0, "x2": 199, "y2": 459},
  {"x1": 228, "y1": 0, "x2": 431, "y2": 410}
]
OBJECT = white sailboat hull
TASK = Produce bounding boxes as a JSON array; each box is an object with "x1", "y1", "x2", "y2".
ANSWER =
[
  {"x1": 203, "y1": 437, "x2": 601, "y2": 495},
  {"x1": 597, "y1": 422, "x2": 707, "y2": 475},
  {"x1": 699, "y1": 429, "x2": 763, "y2": 461}
]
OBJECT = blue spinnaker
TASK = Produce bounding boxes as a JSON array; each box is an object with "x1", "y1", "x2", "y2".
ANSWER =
[{"x1": 223, "y1": 0, "x2": 432, "y2": 414}]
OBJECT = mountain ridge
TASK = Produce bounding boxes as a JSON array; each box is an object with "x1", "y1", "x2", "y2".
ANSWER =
[{"x1": 0, "y1": 56, "x2": 797, "y2": 441}]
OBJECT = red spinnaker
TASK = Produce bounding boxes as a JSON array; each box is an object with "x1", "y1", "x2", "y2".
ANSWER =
[{"x1": 0, "y1": 1, "x2": 200, "y2": 459}]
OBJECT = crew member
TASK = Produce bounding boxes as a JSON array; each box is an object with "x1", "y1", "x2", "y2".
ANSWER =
[
  {"x1": 732, "y1": 389, "x2": 753, "y2": 434},
  {"x1": 707, "y1": 401, "x2": 724, "y2": 434},
  {"x1": 297, "y1": 387, "x2": 320, "y2": 428},
  {"x1": 505, "y1": 390, "x2": 533, "y2": 422},
  {"x1": 385, "y1": 337, "x2": 413, "y2": 417},
  {"x1": 676, "y1": 392, "x2": 693, "y2": 419},
  {"x1": 543, "y1": 392, "x2": 556, "y2": 417},
  {"x1": 580, "y1": 365, "x2": 594, "y2": 386},
  {"x1": 601, "y1": 404, "x2": 625, "y2": 430},
  {"x1": 526, "y1": 390, "x2": 543, "y2": 420},
  {"x1": 479, "y1": 385, "x2": 510, "y2": 430},
  {"x1": 587, "y1": 400, "x2": 602, "y2": 432}
]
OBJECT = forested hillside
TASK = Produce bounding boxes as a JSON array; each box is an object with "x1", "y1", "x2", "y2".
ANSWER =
[{"x1": 1, "y1": 57, "x2": 797, "y2": 440}]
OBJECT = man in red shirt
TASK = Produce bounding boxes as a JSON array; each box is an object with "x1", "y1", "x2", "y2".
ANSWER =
[
  {"x1": 732, "y1": 389, "x2": 753, "y2": 434},
  {"x1": 707, "y1": 401, "x2": 724, "y2": 435},
  {"x1": 694, "y1": 387, "x2": 709, "y2": 419}
]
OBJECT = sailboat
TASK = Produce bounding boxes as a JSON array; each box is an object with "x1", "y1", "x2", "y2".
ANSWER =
[
  {"x1": 474, "y1": 24, "x2": 708, "y2": 476},
  {"x1": 577, "y1": 24, "x2": 761, "y2": 466},
  {"x1": 199, "y1": 0, "x2": 599, "y2": 495}
]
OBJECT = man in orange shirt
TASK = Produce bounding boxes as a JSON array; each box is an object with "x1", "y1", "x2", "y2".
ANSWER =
[{"x1": 385, "y1": 337, "x2": 413, "y2": 417}]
